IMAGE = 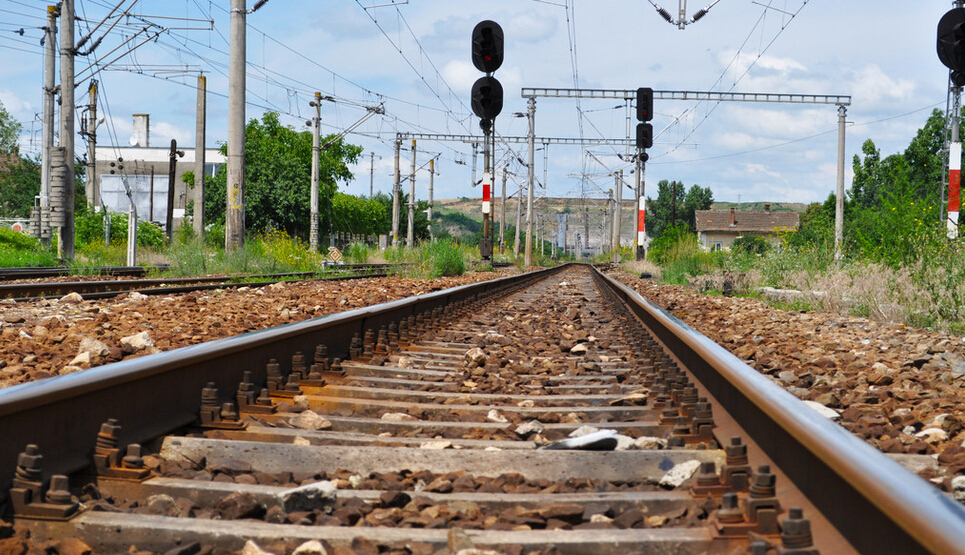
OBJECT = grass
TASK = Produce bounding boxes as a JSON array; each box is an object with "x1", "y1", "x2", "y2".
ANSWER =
[{"x1": 0, "y1": 229, "x2": 58, "y2": 267}]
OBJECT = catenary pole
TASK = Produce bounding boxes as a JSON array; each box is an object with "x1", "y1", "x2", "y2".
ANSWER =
[
  {"x1": 41, "y1": 5, "x2": 57, "y2": 244},
  {"x1": 499, "y1": 165, "x2": 507, "y2": 254},
  {"x1": 194, "y1": 75, "x2": 206, "y2": 236},
  {"x1": 225, "y1": 0, "x2": 246, "y2": 250},
  {"x1": 392, "y1": 139, "x2": 401, "y2": 247},
  {"x1": 524, "y1": 96, "x2": 536, "y2": 267},
  {"x1": 428, "y1": 157, "x2": 435, "y2": 241},
  {"x1": 85, "y1": 81, "x2": 97, "y2": 207},
  {"x1": 59, "y1": 0, "x2": 75, "y2": 260},
  {"x1": 310, "y1": 92, "x2": 321, "y2": 252},
  {"x1": 834, "y1": 105, "x2": 847, "y2": 261},
  {"x1": 407, "y1": 139, "x2": 416, "y2": 246}
]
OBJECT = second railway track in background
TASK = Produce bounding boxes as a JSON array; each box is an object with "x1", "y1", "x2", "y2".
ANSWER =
[
  {"x1": 0, "y1": 264, "x2": 398, "y2": 300},
  {"x1": 1, "y1": 264, "x2": 964, "y2": 554}
]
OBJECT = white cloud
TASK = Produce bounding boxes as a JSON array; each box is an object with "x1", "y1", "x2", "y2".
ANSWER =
[{"x1": 849, "y1": 64, "x2": 917, "y2": 105}]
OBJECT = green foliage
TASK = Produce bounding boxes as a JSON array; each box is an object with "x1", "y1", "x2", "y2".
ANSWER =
[
  {"x1": 421, "y1": 240, "x2": 466, "y2": 278},
  {"x1": 206, "y1": 112, "x2": 363, "y2": 239},
  {"x1": 647, "y1": 224, "x2": 695, "y2": 265},
  {"x1": 645, "y1": 180, "x2": 713, "y2": 240},
  {"x1": 0, "y1": 228, "x2": 57, "y2": 267},
  {"x1": 0, "y1": 100, "x2": 21, "y2": 154},
  {"x1": 371, "y1": 191, "x2": 430, "y2": 243},
  {"x1": 345, "y1": 242, "x2": 373, "y2": 263},
  {"x1": 0, "y1": 154, "x2": 40, "y2": 217},
  {"x1": 332, "y1": 193, "x2": 389, "y2": 236},
  {"x1": 260, "y1": 229, "x2": 324, "y2": 272},
  {"x1": 75, "y1": 206, "x2": 166, "y2": 249},
  {"x1": 731, "y1": 235, "x2": 770, "y2": 256}
]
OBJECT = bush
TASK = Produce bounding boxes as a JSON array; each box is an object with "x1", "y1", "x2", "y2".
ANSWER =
[
  {"x1": 75, "y1": 208, "x2": 166, "y2": 249},
  {"x1": 421, "y1": 240, "x2": 466, "y2": 278},
  {"x1": 731, "y1": 235, "x2": 770, "y2": 256}
]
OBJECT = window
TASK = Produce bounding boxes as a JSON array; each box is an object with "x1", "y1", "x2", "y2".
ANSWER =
[{"x1": 712, "y1": 242, "x2": 722, "y2": 252}]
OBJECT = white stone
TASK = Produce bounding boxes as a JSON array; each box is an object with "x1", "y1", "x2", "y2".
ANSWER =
[
  {"x1": 127, "y1": 292, "x2": 148, "y2": 301},
  {"x1": 903, "y1": 426, "x2": 917, "y2": 436},
  {"x1": 568, "y1": 425, "x2": 600, "y2": 438},
  {"x1": 397, "y1": 356, "x2": 415, "y2": 368},
  {"x1": 288, "y1": 410, "x2": 332, "y2": 431},
  {"x1": 915, "y1": 427, "x2": 949, "y2": 443},
  {"x1": 420, "y1": 440, "x2": 453, "y2": 450},
  {"x1": 68, "y1": 351, "x2": 91, "y2": 367},
  {"x1": 292, "y1": 436, "x2": 311, "y2": 446},
  {"x1": 516, "y1": 400, "x2": 535, "y2": 408},
  {"x1": 381, "y1": 412, "x2": 417, "y2": 421},
  {"x1": 952, "y1": 476, "x2": 965, "y2": 502},
  {"x1": 18, "y1": 330, "x2": 32, "y2": 339},
  {"x1": 570, "y1": 343, "x2": 588, "y2": 355},
  {"x1": 347, "y1": 474, "x2": 364, "y2": 489},
  {"x1": 278, "y1": 480, "x2": 336, "y2": 513},
  {"x1": 486, "y1": 409, "x2": 508, "y2": 423},
  {"x1": 292, "y1": 395, "x2": 311, "y2": 412},
  {"x1": 79, "y1": 337, "x2": 110, "y2": 357},
  {"x1": 803, "y1": 400, "x2": 841, "y2": 421},
  {"x1": 464, "y1": 347, "x2": 487, "y2": 367},
  {"x1": 242, "y1": 540, "x2": 274, "y2": 555},
  {"x1": 658, "y1": 459, "x2": 701, "y2": 488},
  {"x1": 613, "y1": 434, "x2": 636, "y2": 451},
  {"x1": 60, "y1": 292, "x2": 83, "y2": 304},
  {"x1": 269, "y1": 282, "x2": 286, "y2": 291},
  {"x1": 590, "y1": 514, "x2": 613, "y2": 523},
  {"x1": 58, "y1": 365, "x2": 82, "y2": 375},
  {"x1": 634, "y1": 436, "x2": 668, "y2": 450},
  {"x1": 120, "y1": 331, "x2": 154, "y2": 351},
  {"x1": 514, "y1": 420, "x2": 544, "y2": 437},
  {"x1": 292, "y1": 541, "x2": 328, "y2": 555}
]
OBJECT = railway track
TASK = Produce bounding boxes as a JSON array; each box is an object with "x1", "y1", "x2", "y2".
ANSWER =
[
  {"x1": 1, "y1": 264, "x2": 963, "y2": 554},
  {"x1": 0, "y1": 265, "x2": 169, "y2": 281},
  {"x1": 0, "y1": 264, "x2": 397, "y2": 300}
]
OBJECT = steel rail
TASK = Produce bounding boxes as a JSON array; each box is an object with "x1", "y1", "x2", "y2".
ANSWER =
[
  {"x1": 590, "y1": 266, "x2": 965, "y2": 555},
  {"x1": 0, "y1": 265, "x2": 169, "y2": 280},
  {"x1": 0, "y1": 265, "x2": 562, "y2": 500},
  {"x1": 0, "y1": 265, "x2": 398, "y2": 300}
]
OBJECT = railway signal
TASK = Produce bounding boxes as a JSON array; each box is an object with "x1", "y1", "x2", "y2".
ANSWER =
[
  {"x1": 938, "y1": 8, "x2": 965, "y2": 74},
  {"x1": 470, "y1": 20, "x2": 504, "y2": 260},
  {"x1": 636, "y1": 87, "x2": 653, "y2": 122},
  {"x1": 636, "y1": 123, "x2": 653, "y2": 149},
  {"x1": 472, "y1": 20, "x2": 504, "y2": 73}
]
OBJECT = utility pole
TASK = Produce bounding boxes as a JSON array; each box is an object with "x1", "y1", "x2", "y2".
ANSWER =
[
  {"x1": 612, "y1": 170, "x2": 623, "y2": 258},
  {"x1": 41, "y1": 4, "x2": 57, "y2": 245},
  {"x1": 309, "y1": 92, "x2": 321, "y2": 252},
  {"x1": 369, "y1": 151, "x2": 375, "y2": 198},
  {"x1": 167, "y1": 139, "x2": 183, "y2": 244},
  {"x1": 194, "y1": 75, "x2": 206, "y2": 236},
  {"x1": 834, "y1": 105, "x2": 847, "y2": 261},
  {"x1": 524, "y1": 96, "x2": 536, "y2": 267},
  {"x1": 392, "y1": 139, "x2": 400, "y2": 247},
  {"x1": 428, "y1": 157, "x2": 435, "y2": 241},
  {"x1": 225, "y1": 0, "x2": 246, "y2": 250},
  {"x1": 499, "y1": 165, "x2": 507, "y2": 254},
  {"x1": 407, "y1": 139, "x2": 416, "y2": 247},
  {"x1": 513, "y1": 184, "x2": 522, "y2": 257},
  {"x1": 59, "y1": 0, "x2": 75, "y2": 260},
  {"x1": 83, "y1": 81, "x2": 97, "y2": 207}
]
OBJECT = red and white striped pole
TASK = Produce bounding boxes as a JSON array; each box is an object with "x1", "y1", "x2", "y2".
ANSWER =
[
  {"x1": 482, "y1": 171, "x2": 492, "y2": 216},
  {"x1": 637, "y1": 196, "x2": 646, "y2": 248},
  {"x1": 950, "y1": 142, "x2": 961, "y2": 239}
]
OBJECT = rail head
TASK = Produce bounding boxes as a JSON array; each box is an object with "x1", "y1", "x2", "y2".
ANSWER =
[{"x1": 592, "y1": 267, "x2": 965, "y2": 555}]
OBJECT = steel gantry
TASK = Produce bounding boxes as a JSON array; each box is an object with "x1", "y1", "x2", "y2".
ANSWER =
[{"x1": 520, "y1": 87, "x2": 852, "y2": 261}]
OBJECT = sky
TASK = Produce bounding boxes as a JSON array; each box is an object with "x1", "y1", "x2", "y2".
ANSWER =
[{"x1": 0, "y1": 0, "x2": 957, "y2": 207}]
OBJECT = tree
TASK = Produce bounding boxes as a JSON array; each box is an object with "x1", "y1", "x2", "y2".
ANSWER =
[
  {"x1": 0, "y1": 100, "x2": 21, "y2": 155},
  {"x1": 682, "y1": 184, "x2": 714, "y2": 229},
  {"x1": 0, "y1": 155, "x2": 40, "y2": 218},
  {"x1": 371, "y1": 191, "x2": 431, "y2": 243},
  {"x1": 645, "y1": 180, "x2": 712, "y2": 239},
  {"x1": 205, "y1": 112, "x2": 363, "y2": 240}
]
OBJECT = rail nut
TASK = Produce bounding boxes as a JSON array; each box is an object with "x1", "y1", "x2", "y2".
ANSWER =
[{"x1": 777, "y1": 507, "x2": 820, "y2": 555}]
